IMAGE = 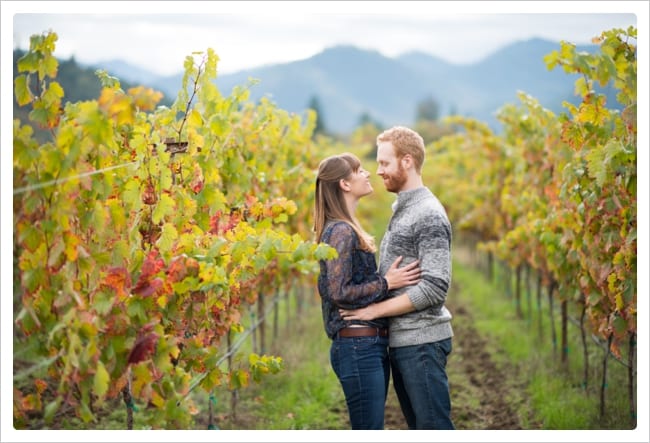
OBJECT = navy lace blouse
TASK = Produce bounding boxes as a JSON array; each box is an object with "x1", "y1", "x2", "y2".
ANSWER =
[{"x1": 317, "y1": 221, "x2": 390, "y2": 339}]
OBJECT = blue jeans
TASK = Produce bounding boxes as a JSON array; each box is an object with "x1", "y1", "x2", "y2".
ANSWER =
[
  {"x1": 330, "y1": 335, "x2": 390, "y2": 429},
  {"x1": 389, "y1": 338, "x2": 455, "y2": 430}
]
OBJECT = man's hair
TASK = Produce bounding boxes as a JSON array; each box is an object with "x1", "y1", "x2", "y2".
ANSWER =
[{"x1": 377, "y1": 126, "x2": 425, "y2": 173}]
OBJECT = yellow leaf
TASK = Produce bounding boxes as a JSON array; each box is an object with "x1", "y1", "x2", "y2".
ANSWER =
[
  {"x1": 127, "y1": 86, "x2": 163, "y2": 111},
  {"x1": 188, "y1": 109, "x2": 203, "y2": 127},
  {"x1": 156, "y1": 295, "x2": 168, "y2": 308},
  {"x1": 131, "y1": 363, "x2": 152, "y2": 397},
  {"x1": 14, "y1": 75, "x2": 33, "y2": 106},
  {"x1": 150, "y1": 390, "x2": 165, "y2": 408},
  {"x1": 64, "y1": 231, "x2": 81, "y2": 262},
  {"x1": 169, "y1": 345, "x2": 180, "y2": 361},
  {"x1": 107, "y1": 198, "x2": 127, "y2": 230},
  {"x1": 615, "y1": 293, "x2": 624, "y2": 311},
  {"x1": 607, "y1": 272, "x2": 618, "y2": 292},
  {"x1": 238, "y1": 370, "x2": 250, "y2": 388}
]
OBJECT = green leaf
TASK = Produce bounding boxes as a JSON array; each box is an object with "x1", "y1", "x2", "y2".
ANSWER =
[
  {"x1": 92, "y1": 291, "x2": 115, "y2": 316},
  {"x1": 40, "y1": 54, "x2": 59, "y2": 79},
  {"x1": 17, "y1": 51, "x2": 40, "y2": 73},
  {"x1": 28, "y1": 107, "x2": 49, "y2": 127},
  {"x1": 291, "y1": 241, "x2": 311, "y2": 262},
  {"x1": 45, "y1": 80, "x2": 64, "y2": 100},
  {"x1": 314, "y1": 242, "x2": 338, "y2": 260},
  {"x1": 623, "y1": 281, "x2": 635, "y2": 304},
  {"x1": 574, "y1": 54, "x2": 592, "y2": 74},
  {"x1": 126, "y1": 299, "x2": 148, "y2": 322},
  {"x1": 209, "y1": 115, "x2": 228, "y2": 137},
  {"x1": 156, "y1": 222, "x2": 178, "y2": 254},
  {"x1": 43, "y1": 398, "x2": 62, "y2": 424},
  {"x1": 612, "y1": 315, "x2": 628, "y2": 335},
  {"x1": 111, "y1": 239, "x2": 130, "y2": 266},
  {"x1": 95, "y1": 69, "x2": 122, "y2": 89},
  {"x1": 152, "y1": 193, "x2": 176, "y2": 224},
  {"x1": 13, "y1": 353, "x2": 61, "y2": 382},
  {"x1": 585, "y1": 147, "x2": 607, "y2": 187},
  {"x1": 121, "y1": 179, "x2": 141, "y2": 207},
  {"x1": 18, "y1": 223, "x2": 43, "y2": 251},
  {"x1": 93, "y1": 361, "x2": 110, "y2": 398},
  {"x1": 79, "y1": 400, "x2": 95, "y2": 423}
]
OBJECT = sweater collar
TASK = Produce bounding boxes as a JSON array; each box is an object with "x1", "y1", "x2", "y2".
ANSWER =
[{"x1": 393, "y1": 186, "x2": 431, "y2": 210}]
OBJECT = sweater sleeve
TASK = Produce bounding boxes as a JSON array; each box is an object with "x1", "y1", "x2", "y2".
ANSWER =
[
  {"x1": 407, "y1": 212, "x2": 452, "y2": 311},
  {"x1": 322, "y1": 222, "x2": 389, "y2": 309}
]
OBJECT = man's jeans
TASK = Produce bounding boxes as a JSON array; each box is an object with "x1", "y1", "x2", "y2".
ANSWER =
[
  {"x1": 330, "y1": 335, "x2": 390, "y2": 429},
  {"x1": 389, "y1": 338, "x2": 455, "y2": 430}
]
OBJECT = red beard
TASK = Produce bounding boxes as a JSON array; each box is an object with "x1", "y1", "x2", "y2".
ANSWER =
[{"x1": 382, "y1": 164, "x2": 408, "y2": 193}]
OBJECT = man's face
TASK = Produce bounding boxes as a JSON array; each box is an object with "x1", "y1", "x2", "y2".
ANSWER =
[{"x1": 376, "y1": 141, "x2": 407, "y2": 193}]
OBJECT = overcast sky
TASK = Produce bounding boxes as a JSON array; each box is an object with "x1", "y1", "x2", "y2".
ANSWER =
[{"x1": 6, "y1": 2, "x2": 640, "y2": 76}]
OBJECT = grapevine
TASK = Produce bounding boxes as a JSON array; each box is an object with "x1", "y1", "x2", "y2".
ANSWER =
[
  {"x1": 428, "y1": 26, "x2": 636, "y2": 421},
  {"x1": 13, "y1": 31, "x2": 336, "y2": 428}
]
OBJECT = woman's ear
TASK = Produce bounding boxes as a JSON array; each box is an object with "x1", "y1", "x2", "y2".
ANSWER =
[{"x1": 339, "y1": 179, "x2": 351, "y2": 192}]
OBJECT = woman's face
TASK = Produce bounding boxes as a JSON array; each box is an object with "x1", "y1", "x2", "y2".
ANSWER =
[{"x1": 344, "y1": 165, "x2": 373, "y2": 198}]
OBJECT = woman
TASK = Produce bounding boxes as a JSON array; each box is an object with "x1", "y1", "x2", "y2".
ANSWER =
[{"x1": 314, "y1": 153, "x2": 420, "y2": 429}]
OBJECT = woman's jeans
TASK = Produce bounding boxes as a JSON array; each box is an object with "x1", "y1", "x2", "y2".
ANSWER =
[
  {"x1": 389, "y1": 338, "x2": 455, "y2": 430},
  {"x1": 330, "y1": 335, "x2": 389, "y2": 429}
]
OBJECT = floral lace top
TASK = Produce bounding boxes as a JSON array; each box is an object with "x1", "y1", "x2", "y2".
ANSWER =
[{"x1": 317, "y1": 221, "x2": 389, "y2": 339}]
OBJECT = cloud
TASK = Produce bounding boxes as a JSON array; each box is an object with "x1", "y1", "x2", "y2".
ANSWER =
[{"x1": 10, "y1": 6, "x2": 637, "y2": 76}]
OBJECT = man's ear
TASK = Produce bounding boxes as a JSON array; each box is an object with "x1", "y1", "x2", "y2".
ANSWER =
[{"x1": 401, "y1": 154, "x2": 413, "y2": 170}]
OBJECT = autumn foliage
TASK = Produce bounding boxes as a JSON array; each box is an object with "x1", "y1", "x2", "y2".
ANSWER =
[
  {"x1": 431, "y1": 27, "x2": 637, "y2": 359},
  {"x1": 13, "y1": 32, "x2": 336, "y2": 428}
]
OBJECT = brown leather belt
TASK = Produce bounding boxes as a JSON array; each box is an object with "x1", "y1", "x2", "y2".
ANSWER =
[{"x1": 337, "y1": 327, "x2": 388, "y2": 338}]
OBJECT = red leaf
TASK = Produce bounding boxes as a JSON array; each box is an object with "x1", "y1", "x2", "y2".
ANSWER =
[
  {"x1": 142, "y1": 179, "x2": 157, "y2": 205},
  {"x1": 140, "y1": 250, "x2": 165, "y2": 278},
  {"x1": 127, "y1": 332, "x2": 159, "y2": 365},
  {"x1": 103, "y1": 267, "x2": 132, "y2": 299},
  {"x1": 190, "y1": 165, "x2": 204, "y2": 194},
  {"x1": 131, "y1": 251, "x2": 166, "y2": 296},
  {"x1": 167, "y1": 256, "x2": 188, "y2": 283},
  {"x1": 132, "y1": 277, "x2": 163, "y2": 297},
  {"x1": 209, "y1": 211, "x2": 223, "y2": 235}
]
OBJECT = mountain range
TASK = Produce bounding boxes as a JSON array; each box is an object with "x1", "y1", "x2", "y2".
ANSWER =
[{"x1": 92, "y1": 38, "x2": 616, "y2": 135}]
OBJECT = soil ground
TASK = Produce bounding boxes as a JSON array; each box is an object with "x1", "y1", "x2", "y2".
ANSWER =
[{"x1": 382, "y1": 292, "x2": 538, "y2": 430}]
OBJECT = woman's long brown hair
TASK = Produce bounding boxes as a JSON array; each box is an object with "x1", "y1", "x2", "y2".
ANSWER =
[{"x1": 313, "y1": 153, "x2": 376, "y2": 252}]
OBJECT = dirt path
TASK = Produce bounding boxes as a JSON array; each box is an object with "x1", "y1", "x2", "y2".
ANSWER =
[{"x1": 383, "y1": 290, "x2": 535, "y2": 430}]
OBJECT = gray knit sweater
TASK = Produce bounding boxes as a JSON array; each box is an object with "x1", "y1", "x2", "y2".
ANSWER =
[{"x1": 379, "y1": 186, "x2": 453, "y2": 347}]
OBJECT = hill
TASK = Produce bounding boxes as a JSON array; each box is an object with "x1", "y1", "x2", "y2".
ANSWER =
[
  {"x1": 96, "y1": 38, "x2": 617, "y2": 135},
  {"x1": 17, "y1": 38, "x2": 620, "y2": 136}
]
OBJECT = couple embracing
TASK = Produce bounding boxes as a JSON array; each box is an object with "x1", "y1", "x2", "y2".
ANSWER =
[{"x1": 314, "y1": 126, "x2": 455, "y2": 430}]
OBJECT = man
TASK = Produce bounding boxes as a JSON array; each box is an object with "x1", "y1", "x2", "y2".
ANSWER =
[{"x1": 339, "y1": 126, "x2": 455, "y2": 430}]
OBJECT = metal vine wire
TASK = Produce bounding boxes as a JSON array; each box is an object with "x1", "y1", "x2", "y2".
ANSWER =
[
  {"x1": 179, "y1": 292, "x2": 283, "y2": 404},
  {"x1": 12, "y1": 161, "x2": 139, "y2": 195}
]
